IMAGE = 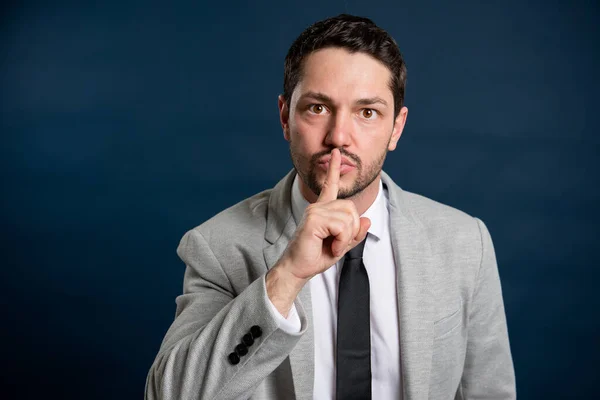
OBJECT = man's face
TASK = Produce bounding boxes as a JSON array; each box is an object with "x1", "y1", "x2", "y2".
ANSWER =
[{"x1": 279, "y1": 47, "x2": 408, "y2": 201}]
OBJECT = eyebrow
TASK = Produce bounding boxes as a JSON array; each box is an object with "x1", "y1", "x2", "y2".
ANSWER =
[
  {"x1": 299, "y1": 91, "x2": 333, "y2": 103},
  {"x1": 356, "y1": 96, "x2": 388, "y2": 107},
  {"x1": 299, "y1": 91, "x2": 389, "y2": 107}
]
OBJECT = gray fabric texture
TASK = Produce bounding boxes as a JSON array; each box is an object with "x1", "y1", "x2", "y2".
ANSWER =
[{"x1": 145, "y1": 169, "x2": 516, "y2": 400}]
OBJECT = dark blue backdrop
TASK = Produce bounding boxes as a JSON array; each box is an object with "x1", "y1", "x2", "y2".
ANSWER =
[{"x1": 2, "y1": 1, "x2": 598, "y2": 398}]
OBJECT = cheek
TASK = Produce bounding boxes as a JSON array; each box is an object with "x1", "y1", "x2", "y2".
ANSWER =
[
  {"x1": 353, "y1": 117, "x2": 387, "y2": 135},
  {"x1": 292, "y1": 117, "x2": 326, "y2": 145},
  {"x1": 288, "y1": 128, "x2": 314, "y2": 159},
  {"x1": 295, "y1": 116, "x2": 324, "y2": 133},
  {"x1": 353, "y1": 124, "x2": 389, "y2": 147}
]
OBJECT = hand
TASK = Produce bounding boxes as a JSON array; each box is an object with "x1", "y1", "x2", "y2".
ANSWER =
[
  {"x1": 266, "y1": 148, "x2": 371, "y2": 316},
  {"x1": 281, "y1": 148, "x2": 371, "y2": 279}
]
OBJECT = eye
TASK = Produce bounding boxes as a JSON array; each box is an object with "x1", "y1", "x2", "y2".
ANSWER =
[
  {"x1": 361, "y1": 108, "x2": 378, "y2": 120},
  {"x1": 308, "y1": 104, "x2": 327, "y2": 114}
]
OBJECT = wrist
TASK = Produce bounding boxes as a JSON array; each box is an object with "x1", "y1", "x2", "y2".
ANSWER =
[{"x1": 266, "y1": 260, "x2": 308, "y2": 317}]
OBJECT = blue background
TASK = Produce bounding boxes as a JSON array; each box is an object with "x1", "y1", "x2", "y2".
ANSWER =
[{"x1": 2, "y1": 1, "x2": 598, "y2": 398}]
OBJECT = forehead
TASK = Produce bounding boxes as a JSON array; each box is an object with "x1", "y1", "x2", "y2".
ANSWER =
[{"x1": 293, "y1": 47, "x2": 393, "y2": 104}]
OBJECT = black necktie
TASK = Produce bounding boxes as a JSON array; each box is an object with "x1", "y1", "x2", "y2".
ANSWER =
[{"x1": 336, "y1": 238, "x2": 371, "y2": 400}]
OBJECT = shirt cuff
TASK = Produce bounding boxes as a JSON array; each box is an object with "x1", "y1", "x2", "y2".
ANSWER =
[{"x1": 265, "y1": 291, "x2": 302, "y2": 333}]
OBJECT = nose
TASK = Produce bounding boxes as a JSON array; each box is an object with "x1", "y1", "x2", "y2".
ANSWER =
[{"x1": 324, "y1": 110, "x2": 352, "y2": 148}]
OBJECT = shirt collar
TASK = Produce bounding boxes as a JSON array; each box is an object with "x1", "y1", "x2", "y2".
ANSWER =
[{"x1": 290, "y1": 173, "x2": 388, "y2": 241}]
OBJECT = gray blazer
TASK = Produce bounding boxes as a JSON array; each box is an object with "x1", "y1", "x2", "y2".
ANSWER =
[{"x1": 145, "y1": 169, "x2": 516, "y2": 400}]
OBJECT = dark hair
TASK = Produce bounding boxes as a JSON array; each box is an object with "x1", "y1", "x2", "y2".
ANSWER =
[{"x1": 283, "y1": 14, "x2": 407, "y2": 119}]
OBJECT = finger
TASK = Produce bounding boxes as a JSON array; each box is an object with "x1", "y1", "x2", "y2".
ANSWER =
[
  {"x1": 316, "y1": 201, "x2": 360, "y2": 239},
  {"x1": 330, "y1": 217, "x2": 358, "y2": 257},
  {"x1": 356, "y1": 217, "x2": 371, "y2": 243},
  {"x1": 330, "y1": 200, "x2": 360, "y2": 240},
  {"x1": 332, "y1": 234, "x2": 352, "y2": 257},
  {"x1": 306, "y1": 208, "x2": 355, "y2": 240},
  {"x1": 317, "y1": 148, "x2": 341, "y2": 203},
  {"x1": 343, "y1": 217, "x2": 371, "y2": 253},
  {"x1": 323, "y1": 218, "x2": 354, "y2": 257}
]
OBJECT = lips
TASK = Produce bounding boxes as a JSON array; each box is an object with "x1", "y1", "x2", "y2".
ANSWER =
[
  {"x1": 316, "y1": 155, "x2": 357, "y2": 175},
  {"x1": 317, "y1": 155, "x2": 356, "y2": 168}
]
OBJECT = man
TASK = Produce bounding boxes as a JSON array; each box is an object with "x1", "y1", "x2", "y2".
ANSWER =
[{"x1": 145, "y1": 14, "x2": 515, "y2": 400}]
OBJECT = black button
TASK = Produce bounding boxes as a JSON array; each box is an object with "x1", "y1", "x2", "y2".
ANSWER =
[
  {"x1": 228, "y1": 352, "x2": 240, "y2": 365},
  {"x1": 235, "y1": 343, "x2": 248, "y2": 356},
  {"x1": 250, "y1": 325, "x2": 262, "y2": 338},
  {"x1": 242, "y1": 333, "x2": 254, "y2": 346}
]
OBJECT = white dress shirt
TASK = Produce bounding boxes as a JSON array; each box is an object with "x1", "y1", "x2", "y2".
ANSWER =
[{"x1": 267, "y1": 174, "x2": 402, "y2": 399}]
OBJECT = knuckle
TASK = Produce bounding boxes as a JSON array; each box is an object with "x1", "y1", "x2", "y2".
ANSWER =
[
  {"x1": 340, "y1": 199, "x2": 352, "y2": 208},
  {"x1": 344, "y1": 217, "x2": 354, "y2": 231},
  {"x1": 343, "y1": 200, "x2": 357, "y2": 213},
  {"x1": 338, "y1": 219, "x2": 349, "y2": 233},
  {"x1": 303, "y1": 209, "x2": 319, "y2": 224},
  {"x1": 344, "y1": 205, "x2": 358, "y2": 222},
  {"x1": 330, "y1": 221, "x2": 343, "y2": 236}
]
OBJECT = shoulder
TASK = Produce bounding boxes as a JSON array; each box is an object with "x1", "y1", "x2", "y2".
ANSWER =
[
  {"x1": 401, "y1": 188, "x2": 488, "y2": 251},
  {"x1": 386, "y1": 177, "x2": 496, "y2": 303},
  {"x1": 401, "y1": 189, "x2": 480, "y2": 231},
  {"x1": 383, "y1": 171, "x2": 491, "y2": 262},
  {"x1": 180, "y1": 188, "x2": 272, "y2": 249}
]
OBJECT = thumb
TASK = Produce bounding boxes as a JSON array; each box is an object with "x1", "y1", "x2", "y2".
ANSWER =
[{"x1": 348, "y1": 217, "x2": 371, "y2": 251}]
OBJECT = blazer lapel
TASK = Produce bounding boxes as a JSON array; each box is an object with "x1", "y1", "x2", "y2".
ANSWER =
[
  {"x1": 262, "y1": 169, "x2": 315, "y2": 400},
  {"x1": 382, "y1": 171, "x2": 436, "y2": 400}
]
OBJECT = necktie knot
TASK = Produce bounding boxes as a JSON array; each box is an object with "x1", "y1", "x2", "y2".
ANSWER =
[{"x1": 345, "y1": 237, "x2": 367, "y2": 260}]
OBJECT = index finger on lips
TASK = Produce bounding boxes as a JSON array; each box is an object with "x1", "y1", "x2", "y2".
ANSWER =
[{"x1": 317, "y1": 148, "x2": 341, "y2": 203}]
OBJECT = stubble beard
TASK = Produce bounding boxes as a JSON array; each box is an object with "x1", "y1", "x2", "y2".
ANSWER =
[{"x1": 289, "y1": 140, "x2": 390, "y2": 200}]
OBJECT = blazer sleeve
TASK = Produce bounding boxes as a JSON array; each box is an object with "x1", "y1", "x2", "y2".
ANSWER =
[
  {"x1": 457, "y1": 218, "x2": 516, "y2": 399},
  {"x1": 145, "y1": 229, "x2": 307, "y2": 400}
]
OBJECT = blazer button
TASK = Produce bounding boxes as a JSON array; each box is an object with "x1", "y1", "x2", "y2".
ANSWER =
[
  {"x1": 228, "y1": 352, "x2": 240, "y2": 365},
  {"x1": 235, "y1": 343, "x2": 248, "y2": 356},
  {"x1": 242, "y1": 333, "x2": 254, "y2": 346},
  {"x1": 250, "y1": 325, "x2": 262, "y2": 338}
]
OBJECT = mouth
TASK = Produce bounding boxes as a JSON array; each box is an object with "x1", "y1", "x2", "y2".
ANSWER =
[
  {"x1": 317, "y1": 160, "x2": 356, "y2": 174},
  {"x1": 317, "y1": 155, "x2": 356, "y2": 168}
]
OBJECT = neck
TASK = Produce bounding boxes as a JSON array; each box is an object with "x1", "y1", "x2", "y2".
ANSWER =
[{"x1": 299, "y1": 173, "x2": 381, "y2": 216}]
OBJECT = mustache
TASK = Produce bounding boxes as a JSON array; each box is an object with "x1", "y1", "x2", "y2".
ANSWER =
[{"x1": 310, "y1": 148, "x2": 362, "y2": 168}]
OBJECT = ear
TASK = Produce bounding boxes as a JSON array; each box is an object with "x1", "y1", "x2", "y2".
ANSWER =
[
  {"x1": 388, "y1": 106, "x2": 408, "y2": 151},
  {"x1": 278, "y1": 95, "x2": 291, "y2": 141}
]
